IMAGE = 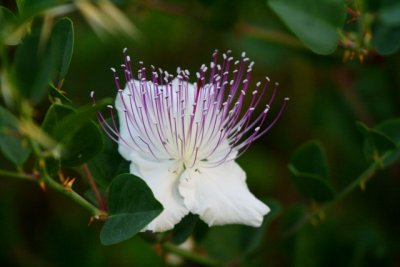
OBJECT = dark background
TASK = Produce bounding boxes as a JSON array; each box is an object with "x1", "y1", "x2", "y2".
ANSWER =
[{"x1": 1, "y1": 0, "x2": 399, "y2": 266}]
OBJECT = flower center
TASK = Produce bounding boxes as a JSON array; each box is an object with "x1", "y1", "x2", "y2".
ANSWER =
[{"x1": 93, "y1": 49, "x2": 289, "y2": 168}]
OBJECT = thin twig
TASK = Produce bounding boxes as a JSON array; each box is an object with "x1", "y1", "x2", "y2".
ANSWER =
[
  {"x1": 0, "y1": 169, "x2": 38, "y2": 182},
  {"x1": 282, "y1": 152, "x2": 391, "y2": 238},
  {"x1": 161, "y1": 242, "x2": 223, "y2": 267},
  {"x1": 38, "y1": 159, "x2": 106, "y2": 218},
  {"x1": 82, "y1": 163, "x2": 107, "y2": 211},
  {"x1": 24, "y1": 132, "x2": 107, "y2": 219}
]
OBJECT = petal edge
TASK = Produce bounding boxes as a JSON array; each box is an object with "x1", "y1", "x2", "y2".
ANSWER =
[{"x1": 178, "y1": 161, "x2": 269, "y2": 227}]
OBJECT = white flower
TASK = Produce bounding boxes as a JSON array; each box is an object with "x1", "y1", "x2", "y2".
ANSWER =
[{"x1": 95, "y1": 49, "x2": 289, "y2": 232}]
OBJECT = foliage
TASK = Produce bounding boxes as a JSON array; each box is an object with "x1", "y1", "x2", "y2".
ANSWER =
[{"x1": 0, "y1": 0, "x2": 399, "y2": 266}]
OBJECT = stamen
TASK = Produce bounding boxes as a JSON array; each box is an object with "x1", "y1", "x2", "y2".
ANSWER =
[{"x1": 93, "y1": 50, "x2": 288, "y2": 167}]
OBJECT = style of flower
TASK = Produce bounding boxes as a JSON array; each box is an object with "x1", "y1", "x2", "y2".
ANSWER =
[{"x1": 93, "y1": 49, "x2": 289, "y2": 232}]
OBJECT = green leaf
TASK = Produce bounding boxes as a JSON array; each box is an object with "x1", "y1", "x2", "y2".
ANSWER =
[
  {"x1": 100, "y1": 174, "x2": 163, "y2": 245},
  {"x1": 289, "y1": 141, "x2": 335, "y2": 202},
  {"x1": 0, "y1": 7, "x2": 17, "y2": 42},
  {"x1": 192, "y1": 219, "x2": 209, "y2": 242},
  {"x1": 288, "y1": 165, "x2": 335, "y2": 203},
  {"x1": 267, "y1": 0, "x2": 346, "y2": 54},
  {"x1": 372, "y1": 4, "x2": 400, "y2": 56},
  {"x1": 16, "y1": 0, "x2": 26, "y2": 13},
  {"x1": 379, "y1": 3, "x2": 400, "y2": 26},
  {"x1": 356, "y1": 122, "x2": 396, "y2": 163},
  {"x1": 0, "y1": 106, "x2": 30, "y2": 166},
  {"x1": 17, "y1": 0, "x2": 61, "y2": 18},
  {"x1": 358, "y1": 119, "x2": 400, "y2": 168},
  {"x1": 375, "y1": 118, "x2": 400, "y2": 145},
  {"x1": 13, "y1": 28, "x2": 55, "y2": 104},
  {"x1": 52, "y1": 98, "x2": 112, "y2": 138},
  {"x1": 171, "y1": 214, "x2": 199, "y2": 245},
  {"x1": 13, "y1": 18, "x2": 74, "y2": 104},
  {"x1": 290, "y1": 141, "x2": 329, "y2": 178},
  {"x1": 51, "y1": 17, "x2": 74, "y2": 86},
  {"x1": 42, "y1": 104, "x2": 103, "y2": 166},
  {"x1": 88, "y1": 129, "x2": 129, "y2": 187},
  {"x1": 372, "y1": 23, "x2": 400, "y2": 56}
]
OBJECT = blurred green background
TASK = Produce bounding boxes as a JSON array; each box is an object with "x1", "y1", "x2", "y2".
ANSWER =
[{"x1": 0, "y1": 0, "x2": 400, "y2": 266}]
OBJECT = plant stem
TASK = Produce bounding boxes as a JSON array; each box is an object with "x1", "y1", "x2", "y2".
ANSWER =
[
  {"x1": 336, "y1": 161, "x2": 377, "y2": 200},
  {"x1": 282, "y1": 151, "x2": 392, "y2": 238},
  {"x1": 83, "y1": 163, "x2": 107, "y2": 211},
  {"x1": 161, "y1": 242, "x2": 223, "y2": 267},
  {"x1": 0, "y1": 169, "x2": 37, "y2": 182},
  {"x1": 39, "y1": 163, "x2": 105, "y2": 218},
  {"x1": 0, "y1": 165, "x2": 105, "y2": 218},
  {"x1": 24, "y1": 126, "x2": 106, "y2": 219}
]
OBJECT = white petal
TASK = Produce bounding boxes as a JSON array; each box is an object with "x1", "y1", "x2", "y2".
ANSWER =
[
  {"x1": 129, "y1": 153, "x2": 189, "y2": 232},
  {"x1": 178, "y1": 161, "x2": 269, "y2": 227},
  {"x1": 115, "y1": 79, "x2": 143, "y2": 160}
]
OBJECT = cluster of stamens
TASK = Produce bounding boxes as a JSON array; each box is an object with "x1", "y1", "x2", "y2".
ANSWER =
[{"x1": 92, "y1": 49, "x2": 289, "y2": 168}]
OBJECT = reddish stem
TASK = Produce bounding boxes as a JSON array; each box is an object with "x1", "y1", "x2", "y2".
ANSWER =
[{"x1": 82, "y1": 164, "x2": 107, "y2": 212}]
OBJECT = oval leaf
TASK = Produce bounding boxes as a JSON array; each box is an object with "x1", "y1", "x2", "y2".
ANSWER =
[
  {"x1": 0, "y1": 106, "x2": 30, "y2": 165},
  {"x1": 288, "y1": 166, "x2": 335, "y2": 203},
  {"x1": 171, "y1": 214, "x2": 199, "y2": 245},
  {"x1": 375, "y1": 118, "x2": 400, "y2": 145},
  {"x1": 42, "y1": 104, "x2": 103, "y2": 166},
  {"x1": 268, "y1": 0, "x2": 346, "y2": 54},
  {"x1": 100, "y1": 174, "x2": 163, "y2": 245},
  {"x1": 372, "y1": 23, "x2": 400, "y2": 56},
  {"x1": 88, "y1": 128, "x2": 129, "y2": 188},
  {"x1": 289, "y1": 141, "x2": 334, "y2": 202},
  {"x1": 0, "y1": 7, "x2": 17, "y2": 42},
  {"x1": 379, "y1": 3, "x2": 400, "y2": 26},
  {"x1": 51, "y1": 17, "x2": 74, "y2": 86},
  {"x1": 290, "y1": 140, "x2": 328, "y2": 178},
  {"x1": 358, "y1": 119, "x2": 400, "y2": 168},
  {"x1": 52, "y1": 98, "x2": 112, "y2": 138},
  {"x1": 356, "y1": 122, "x2": 396, "y2": 163},
  {"x1": 13, "y1": 28, "x2": 55, "y2": 104}
]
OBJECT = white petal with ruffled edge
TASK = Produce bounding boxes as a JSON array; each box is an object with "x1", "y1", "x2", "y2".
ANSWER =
[
  {"x1": 178, "y1": 161, "x2": 270, "y2": 227},
  {"x1": 128, "y1": 153, "x2": 189, "y2": 232}
]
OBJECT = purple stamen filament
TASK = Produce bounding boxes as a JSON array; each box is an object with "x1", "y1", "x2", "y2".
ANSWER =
[{"x1": 92, "y1": 50, "x2": 289, "y2": 167}]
